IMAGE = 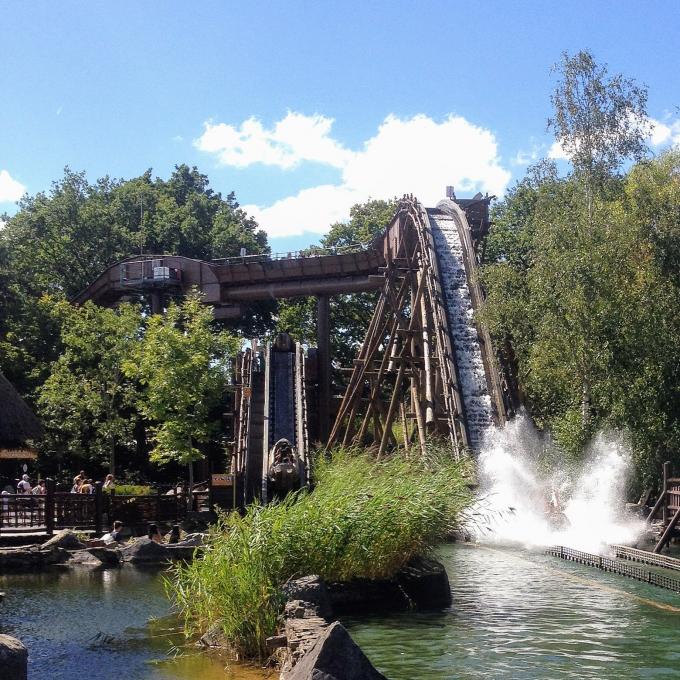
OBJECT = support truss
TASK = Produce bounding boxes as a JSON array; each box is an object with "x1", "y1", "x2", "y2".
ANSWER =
[{"x1": 327, "y1": 198, "x2": 470, "y2": 459}]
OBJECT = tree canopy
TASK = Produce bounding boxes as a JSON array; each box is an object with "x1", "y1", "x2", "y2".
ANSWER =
[{"x1": 0, "y1": 165, "x2": 269, "y2": 396}]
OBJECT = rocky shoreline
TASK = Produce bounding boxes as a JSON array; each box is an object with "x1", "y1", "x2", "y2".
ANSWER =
[{"x1": 0, "y1": 529, "x2": 203, "y2": 572}]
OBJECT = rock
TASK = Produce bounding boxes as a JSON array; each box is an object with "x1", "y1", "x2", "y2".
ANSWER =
[
  {"x1": 396, "y1": 556, "x2": 451, "y2": 609},
  {"x1": 40, "y1": 546, "x2": 71, "y2": 565},
  {"x1": 119, "y1": 538, "x2": 169, "y2": 564},
  {"x1": 165, "y1": 544, "x2": 199, "y2": 561},
  {"x1": 0, "y1": 545, "x2": 69, "y2": 571},
  {"x1": 326, "y1": 577, "x2": 408, "y2": 614},
  {"x1": 69, "y1": 550, "x2": 104, "y2": 568},
  {"x1": 266, "y1": 634, "x2": 287, "y2": 653},
  {"x1": 327, "y1": 557, "x2": 451, "y2": 614},
  {"x1": 283, "y1": 621, "x2": 386, "y2": 680},
  {"x1": 41, "y1": 529, "x2": 86, "y2": 551},
  {"x1": 282, "y1": 575, "x2": 332, "y2": 617},
  {"x1": 0, "y1": 634, "x2": 28, "y2": 680},
  {"x1": 175, "y1": 532, "x2": 204, "y2": 547},
  {"x1": 199, "y1": 622, "x2": 229, "y2": 649},
  {"x1": 86, "y1": 546, "x2": 121, "y2": 566}
]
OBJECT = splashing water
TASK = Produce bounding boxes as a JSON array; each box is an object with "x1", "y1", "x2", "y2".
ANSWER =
[{"x1": 468, "y1": 415, "x2": 646, "y2": 554}]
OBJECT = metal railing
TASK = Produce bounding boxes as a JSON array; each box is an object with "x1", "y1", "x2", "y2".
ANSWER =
[
  {"x1": 613, "y1": 544, "x2": 680, "y2": 572},
  {"x1": 546, "y1": 545, "x2": 680, "y2": 593},
  {"x1": 211, "y1": 242, "x2": 372, "y2": 265}
]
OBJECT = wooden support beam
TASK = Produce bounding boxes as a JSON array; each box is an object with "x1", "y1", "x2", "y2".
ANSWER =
[
  {"x1": 654, "y1": 506, "x2": 680, "y2": 554},
  {"x1": 317, "y1": 295, "x2": 331, "y2": 442}
]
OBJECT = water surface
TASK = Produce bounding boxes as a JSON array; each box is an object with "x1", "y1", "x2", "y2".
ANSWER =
[
  {"x1": 0, "y1": 566, "x2": 266, "y2": 679},
  {"x1": 344, "y1": 543, "x2": 680, "y2": 679}
]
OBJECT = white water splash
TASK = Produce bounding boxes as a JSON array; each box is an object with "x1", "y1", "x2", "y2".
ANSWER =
[{"x1": 469, "y1": 415, "x2": 646, "y2": 554}]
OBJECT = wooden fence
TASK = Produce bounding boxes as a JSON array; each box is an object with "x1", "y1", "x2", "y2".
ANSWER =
[{"x1": 0, "y1": 479, "x2": 189, "y2": 536}]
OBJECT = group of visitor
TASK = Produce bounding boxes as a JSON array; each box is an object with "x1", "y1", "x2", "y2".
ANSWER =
[
  {"x1": 12, "y1": 475, "x2": 46, "y2": 495},
  {"x1": 70, "y1": 472, "x2": 115, "y2": 494},
  {"x1": 7, "y1": 471, "x2": 117, "y2": 495}
]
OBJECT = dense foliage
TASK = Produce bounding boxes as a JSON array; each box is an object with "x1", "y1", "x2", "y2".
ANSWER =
[
  {"x1": 0, "y1": 165, "x2": 268, "y2": 396},
  {"x1": 169, "y1": 445, "x2": 473, "y2": 658},
  {"x1": 36, "y1": 295, "x2": 238, "y2": 479},
  {"x1": 480, "y1": 52, "x2": 680, "y2": 486}
]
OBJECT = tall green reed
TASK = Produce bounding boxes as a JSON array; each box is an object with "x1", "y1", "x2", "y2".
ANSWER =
[{"x1": 168, "y1": 444, "x2": 473, "y2": 659}]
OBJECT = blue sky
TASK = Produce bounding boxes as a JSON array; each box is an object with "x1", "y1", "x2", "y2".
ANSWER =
[{"x1": 1, "y1": 1, "x2": 679, "y2": 251}]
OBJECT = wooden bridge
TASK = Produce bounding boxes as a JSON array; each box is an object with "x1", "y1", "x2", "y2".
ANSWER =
[{"x1": 74, "y1": 193, "x2": 518, "y2": 507}]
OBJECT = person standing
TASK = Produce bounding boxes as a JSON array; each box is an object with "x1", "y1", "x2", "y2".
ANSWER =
[{"x1": 17, "y1": 474, "x2": 31, "y2": 494}]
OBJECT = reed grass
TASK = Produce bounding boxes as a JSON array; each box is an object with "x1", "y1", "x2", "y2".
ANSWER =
[{"x1": 168, "y1": 443, "x2": 473, "y2": 659}]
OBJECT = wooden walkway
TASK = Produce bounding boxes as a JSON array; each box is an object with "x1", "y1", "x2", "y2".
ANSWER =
[{"x1": 546, "y1": 546, "x2": 680, "y2": 594}]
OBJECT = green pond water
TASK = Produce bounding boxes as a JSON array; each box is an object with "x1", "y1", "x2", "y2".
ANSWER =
[
  {"x1": 0, "y1": 566, "x2": 266, "y2": 680},
  {"x1": 344, "y1": 543, "x2": 680, "y2": 679},
  {"x1": 2, "y1": 544, "x2": 680, "y2": 679}
]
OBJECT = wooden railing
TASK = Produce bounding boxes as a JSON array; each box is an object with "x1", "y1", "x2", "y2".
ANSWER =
[{"x1": 0, "y1": 479, "x2": 190, "y2": 536}]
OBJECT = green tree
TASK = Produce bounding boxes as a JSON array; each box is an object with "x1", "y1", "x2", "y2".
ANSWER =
[
  {"x1": 0, "y1": 165, "x2": 269, "y2": 396},
  {"x1": 37, "y1": 300, "x2": 141, "y2": 475},
  {"x1": 125, "y1": 293, "x2": 239, "y2": 499},
  {"x1": 549, "y1": 49, "x2": 650, "y2": 218}
]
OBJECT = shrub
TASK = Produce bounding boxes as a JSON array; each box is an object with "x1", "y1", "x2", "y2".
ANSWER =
[
  {"x1": 168, "y1": 444, "x2": 473, "y2": 659},
  {"x1": 105, "y1": 484, "x2": 154, "y2": 496}
]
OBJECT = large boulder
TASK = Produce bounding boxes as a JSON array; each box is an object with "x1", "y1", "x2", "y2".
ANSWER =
[
  {"x1": 0, "y1": 545, "x2": 69, "y2": 571},
  {"x1": 41, "y1": 529, "x2": 85, "y2": 551},
  {"x1": 327, "y1": 557, "x2": 451, "y2": 614},
  {"x1": 284, "y1": 621, "x2": 386, "y2": 680},
  {"x1": 120, "y1": 537, "x2": 169, "y2": 564},
  {"x1": 68, "y1": 550, "x2": 104, "y2": 568},
  {"x1": 282, "y1": 576, "x2": 332, "y2": 617},
  {"x1": 396, "y1": 556, "x2": 451, "y2": 609},
  {"x1": 86, "y1": 546, "x2": 121, "y2": 566},
  {"x1": 68, "y1": 547, "x2": 120, "y2": 568},
  {"x1": 0, "y1": 634, "x2": 28, "y2": 680}
]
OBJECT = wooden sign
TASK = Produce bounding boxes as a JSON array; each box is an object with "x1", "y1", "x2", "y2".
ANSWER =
[
  {"x1": 211, "y1": 473, "x2": 234, "y2": 487},
  {"x1": 0, "y1": 449, "x2": 38, "y2": 460}
]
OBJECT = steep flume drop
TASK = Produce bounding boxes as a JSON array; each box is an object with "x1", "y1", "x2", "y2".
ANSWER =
[{"x1": 467, "y1": 415, "x2": 646, "y2": 554}]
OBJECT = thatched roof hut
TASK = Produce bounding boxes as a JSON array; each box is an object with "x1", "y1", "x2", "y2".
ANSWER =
[{"x1": 0, "y1": 371, "x2": 42, "y2": 459}]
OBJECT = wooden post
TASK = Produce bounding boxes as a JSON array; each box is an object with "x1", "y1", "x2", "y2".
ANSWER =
[
  {"x1": 156, "y1": 486, "x2": 163, "y2": 523},
  {"x1": 150, "y1": 291, "x2": 162, "y2": 315},
  {"x1": 654, "y1": 506, "x2": 680, "y2": 554},
  {"x1": 663, "y1": 461, "x2": 670, "y2": 526},
  {"x1": 45, "y1": 478, "x2": 55, "y2": 537},
  {"x1": 317, "y1": 295, "x2": 331, "y2": 443},
  {"x1": 94, "y1": 481, "x2": 103, "y2": 535}
]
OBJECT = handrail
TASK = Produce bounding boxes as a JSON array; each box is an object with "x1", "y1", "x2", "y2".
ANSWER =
[{"x1": 211, "y1": 242, "x2": 372, "y2": 265}]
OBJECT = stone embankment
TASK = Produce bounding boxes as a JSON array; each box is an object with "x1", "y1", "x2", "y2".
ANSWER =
[{"x1": 0, "y1": 529, "x2": 203, "y2": 572}]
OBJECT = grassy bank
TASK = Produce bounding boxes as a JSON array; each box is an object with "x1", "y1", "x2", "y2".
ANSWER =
[{"x1": 168, "y1": 445, "x2": 473, "y2": 659}]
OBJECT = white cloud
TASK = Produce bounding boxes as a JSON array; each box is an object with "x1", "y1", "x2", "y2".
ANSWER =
[
  {"x1": 243, "y1": 185, "x2": 364, "y2": 239},
  {"x1": 649, "y1": 117, "x2": 680, "y2": 147},
  {"x1": 195, "y1": 112, "x2": 352, "y2": 170},
  {"x1": 200, "y1": 112, "x2": 511, "y2": 237},
  {"x1": 547, "y1": 140, "x2": 570, "y2": 161},
  {"x1": 0, "y1": 170, "x2": 26, "y2": 203}
]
